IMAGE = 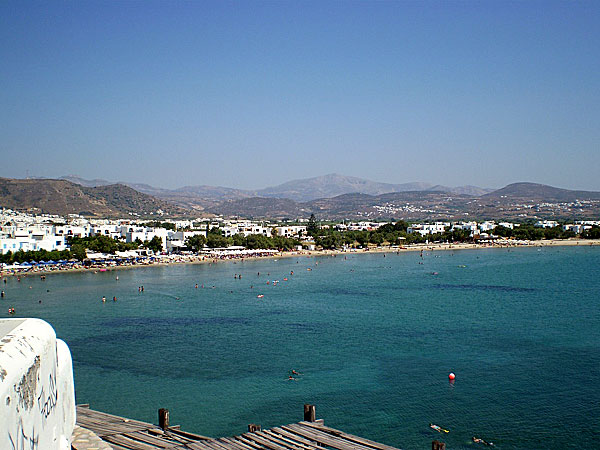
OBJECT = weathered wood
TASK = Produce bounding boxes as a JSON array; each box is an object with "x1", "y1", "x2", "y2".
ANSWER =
[
  {"x1": 284, "y1": 424, "x2": 369, "y2": 450},
  {"x1": 260, "y1": 430, "x2": 315, "y2": 450},
  {"x1": 76, "y1": 404, "x2": 402, "y2": 450},
  {"x1": 242, "y1": 432, "x2": 291, "y2": 450},
  {"x1": 269, "y1": 427, "x2": 320, "y2": 448},
  {"x1": 166, "y1": 427, "x2": 213, "y2": 441},
  {"x1": 158, "y1": 408, "x2": 170, "y2": 430},
  {"x1": 217, "y1": 437, "x2": 254, "y2": 450},
  {"x1": 294, "y1": 422, "x2": 385, "y2": 450},
  {"x1": 219, "y1": 437, "x2": 257, "y2": 450},
  {"x1": 303, "y1": 404, "x2": 316, "y2": 422},
  {"x1": 299, "y1": 421, "x2": 400, "y2": 450},
  {"x1": 235, "y1": 435, "x2": 266, "y2": 450},
  {"x1": 102, "y1": 433, "x2": 161, "y2": 450}
]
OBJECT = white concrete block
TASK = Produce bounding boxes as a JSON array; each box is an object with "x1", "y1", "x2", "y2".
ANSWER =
[{"x1": 0, "y1": 318, "x2": 76, "y2": 450}]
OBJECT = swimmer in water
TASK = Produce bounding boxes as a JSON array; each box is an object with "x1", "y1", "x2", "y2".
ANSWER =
[{"x1": 102, "y1": 296, "x2": 106, "y2": 302}]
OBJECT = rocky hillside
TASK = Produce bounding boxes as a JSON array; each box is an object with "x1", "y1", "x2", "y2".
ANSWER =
[{"x1": 0, "y1": 178, "x2": 190, "y2": 218}]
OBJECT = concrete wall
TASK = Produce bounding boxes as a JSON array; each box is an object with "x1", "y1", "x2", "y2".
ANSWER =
[{"x1": 0, "y1": 318, "x2": 75, "y2": 450}]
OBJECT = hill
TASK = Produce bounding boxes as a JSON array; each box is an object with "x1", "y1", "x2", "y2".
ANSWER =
[
  {"x1": 255, "y1": 173, "x2": 434, "y2": 201},
  {"x1": 482, "y1": 182, "x2": 600, "y2": 201},
  {"x1": 0, "y1": 178, "x2": 189, "y2": 218}
]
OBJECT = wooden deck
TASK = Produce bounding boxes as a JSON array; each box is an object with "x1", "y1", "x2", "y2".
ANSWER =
[{"x1": 75, "y1": 405, "x2": 403, "y2": 450}]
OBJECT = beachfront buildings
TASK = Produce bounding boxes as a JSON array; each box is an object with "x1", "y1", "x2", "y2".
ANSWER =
[
  {"x1": 407, "y1": 222, "x2": 449, "y2": 236},
  {"x1": 221, "y1": 221, "x2": 271, "y2": 238},
  {"x1": 275, "y1": 225, "x2": 307, "y2": 238},
  {"x1": 0, "y1": 226, "x2": 68, "y2": 254}
]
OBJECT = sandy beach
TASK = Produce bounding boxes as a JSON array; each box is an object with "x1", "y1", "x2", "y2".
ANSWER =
[{"x1": 1, "y1": 238, "x2": 597, "y2": 279}]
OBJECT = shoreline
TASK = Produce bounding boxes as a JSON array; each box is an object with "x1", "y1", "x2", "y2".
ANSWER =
[{"x1": 1, "y1": 238, "x2": 598, "y2": 279}]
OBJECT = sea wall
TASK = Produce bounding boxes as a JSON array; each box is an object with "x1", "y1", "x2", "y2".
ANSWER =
[{"x1": 0, "y1": 318, "x2": 75, "y2": 450}]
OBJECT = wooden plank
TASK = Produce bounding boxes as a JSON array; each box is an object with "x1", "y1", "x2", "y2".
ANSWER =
[
  {"x1": 235, "y1": 435, "x2": 267, "y2": 450},
  {"x1": 241, "y1": 432, "x2": 293, "y2": 450},
  {"x1": 261, "y1": 430, "x2": 316, "y2": 450},
  {"x1": 185, "y1": 441, "x2": 221, "y2": 450},
  {"x1": 166, "y1": 427, "x2": 213, "y2": 441},
  {"x1": 194, "y1": 440, "x2": 230, "y2": 450},
  {"x1": 299, "y1": 422, "x2": 401, "y2": 450},
  {"x1": 255, "y1": 430, "x2": 309, "y2": 450},
  {"x1": 284, "y1": 423, "x2": 371, "y2": 450},
  {"x1": 102, "y1": 433, "x2": 162, "y2": 450},
  {"x1": 270, "y1": 427, "x2": 320, "y2": 448},
  {"x1": 282, "y1": 424, "x2": 354, "y2": 450},
  {"x1": 123, "y1": 431, "x2": 181, "y2": 448},
  {"x1": 218, "y1": 437, "x2": 258, "y2": 450}
]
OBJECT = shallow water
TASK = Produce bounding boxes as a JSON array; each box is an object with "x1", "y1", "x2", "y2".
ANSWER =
[{"x1": 4, "y1": 246, "x2": 599, "y2": 449}]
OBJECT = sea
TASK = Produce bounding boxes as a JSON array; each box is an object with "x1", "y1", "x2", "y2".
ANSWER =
[{"x1": 3, "y1": 245, "x2": 599, "y2": 449}]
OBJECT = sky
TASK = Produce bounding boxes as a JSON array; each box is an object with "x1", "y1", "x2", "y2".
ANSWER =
[{"x1": 1, "y1": 1, "x2": 599, "y2": 191}]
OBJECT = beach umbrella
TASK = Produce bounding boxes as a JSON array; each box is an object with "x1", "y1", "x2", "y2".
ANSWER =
[{"x1": 20, "y1": 262, "x2": 32, "y2": 267}]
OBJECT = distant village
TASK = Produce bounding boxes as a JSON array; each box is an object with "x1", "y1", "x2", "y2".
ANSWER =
[{"x1": 1, "y1": 208, "x2": 598, "y2": 270}]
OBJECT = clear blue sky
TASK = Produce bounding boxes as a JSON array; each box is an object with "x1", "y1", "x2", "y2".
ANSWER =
[{"x1": 1, "y1": 1, "x2": 599, "y2": 190}]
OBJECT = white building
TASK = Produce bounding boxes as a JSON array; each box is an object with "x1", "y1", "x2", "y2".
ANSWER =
[
  {"x1": 535, "y1": 220, "x2": 559, "y2": 228},
  {"x1": 275, "y1": 226, "x2": 306, "y2": 238},
  {"x1": 407, "y1": 222, "x2": 448, "y2": 236},
  {"x1": 165, "y1": 230, "x2": 207, "y2": 252}
]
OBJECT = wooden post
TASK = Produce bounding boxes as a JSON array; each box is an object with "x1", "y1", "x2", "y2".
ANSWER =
[
  {"x1": 304, "y1": 404, "x2": 316, "y2": 422},
  {"x1": 158, "y1": 408, "x2": 170, "y2": 430},
  {"x1": 248, "y1": 424, "x2": 261, "y2": 432},
  {"x1": 432, "y1": 440, "x2": 446, "y2": 450}
]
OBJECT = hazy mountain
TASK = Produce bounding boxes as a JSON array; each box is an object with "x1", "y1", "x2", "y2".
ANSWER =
[
  {"x1": 483, "y1": 182, "x2": 600, "y2": 201},
  {"x1": 255, "y1": 173, "x2": 435, "y2": 201},
  {"x1": 60, "y1": 175, "x2": 113, "y2": 188},
  {"x1": 429, "y1": 185, "x2": 495, "y2": 196},
  {"x1": 0, "y1": 178, "x2": 189, "y2": 218},
  {"x1": 60, "y1": 174, "x2": 493, "y2": 205},
  {"x1": 205, "y1": 183, "x2": 600, "y2": 220},
  {"x1": 174, "y1": 185, "x2": 254, "y2": 200}
]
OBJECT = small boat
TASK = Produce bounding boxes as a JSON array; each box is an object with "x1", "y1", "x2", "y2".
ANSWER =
[
  {"x1": 429, "y1": 424, "x2": 449, "y2": 433},
  {"x1": 257, "y1": 295, "x2": 264, "y2": 298}
]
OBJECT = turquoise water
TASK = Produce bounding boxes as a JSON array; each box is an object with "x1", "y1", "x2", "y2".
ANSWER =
[{"x1": 3, "y1": 246, "x2": 599, "y2": 449}]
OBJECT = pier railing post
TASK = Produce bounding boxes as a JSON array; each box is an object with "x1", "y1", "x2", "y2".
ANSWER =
[
  {"x1": 248, "y1": 424, "x2": 261, "y2": 432},
  {"x1": 158, "y1": 408, "x2": 170, "y2": 430},
  {"x1": 432, "y1": 440, "x2": 446, "y2": 450},
  {"x1": 304, "y1": 404, "x2": 316, "y2": 422}
]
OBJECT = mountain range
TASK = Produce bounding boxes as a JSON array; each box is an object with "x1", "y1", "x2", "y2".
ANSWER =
[{"x1": 6, "y1": 176, "x2": 600, "y2": 221}]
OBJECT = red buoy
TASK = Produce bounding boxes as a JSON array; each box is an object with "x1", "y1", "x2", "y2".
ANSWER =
[{"x1": 448, "y1": 372, "x2": 456, "y2": 380}]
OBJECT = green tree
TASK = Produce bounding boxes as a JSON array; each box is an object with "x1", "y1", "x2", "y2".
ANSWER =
[
  {"x1": 185, "y1": 234, "x2": 207, "y2": 251},
  {"x1": 70, "y1": 243, "x2": 87, "y2": 260},
  {"x1": 232, "y1": 233, "x2": 245, "y2": 247},
  {"x1": 307, "y1": 214, "x2": 319, "y2": 236},
  {"x1": 145, "y1": 236, "x2": 164, "y2": 253},
  {"x1": 581, "y1": 225, "x2": 600, "y2": 239},
  {"x1": 206, "y1": 234, "x2": 231, "y2": 248}
]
